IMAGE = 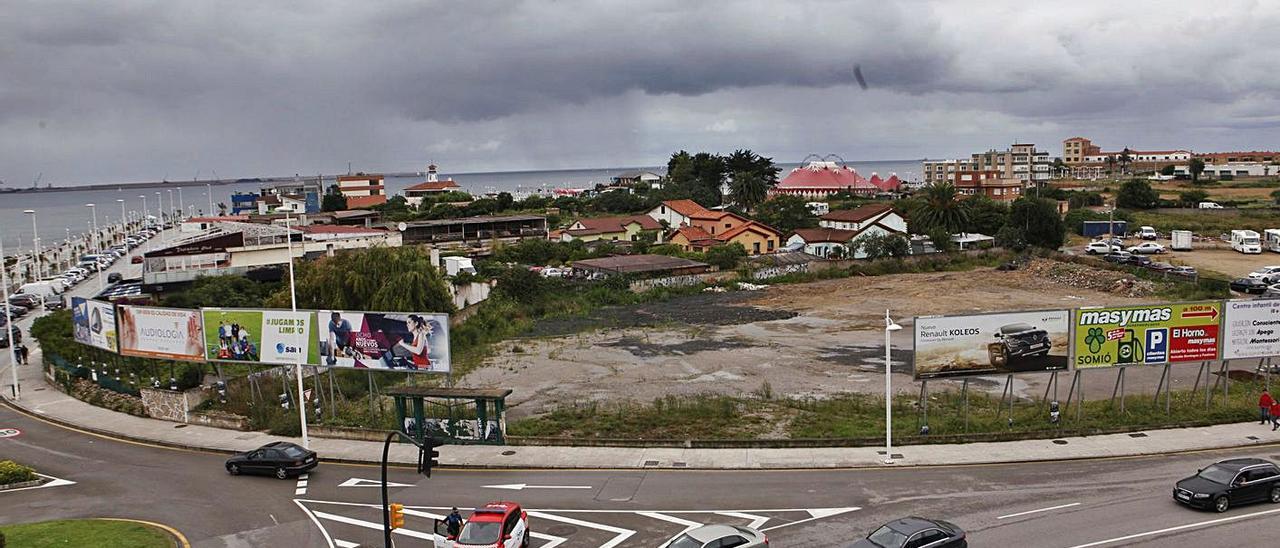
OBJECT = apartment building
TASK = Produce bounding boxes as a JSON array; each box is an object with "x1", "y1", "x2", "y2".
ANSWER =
[
  {"x1": 953, "y1": 170, "x2": 1024, "y2": 202},
  {"x1": 337, "y1": 173, "x2": 388, "y2": 208},
  {"x1": 1062, "y1": 137, "x2": 1189, "y2": 170},
  {"x1": 923, "y1": 143, "x2": 1052, "y2": 185}
]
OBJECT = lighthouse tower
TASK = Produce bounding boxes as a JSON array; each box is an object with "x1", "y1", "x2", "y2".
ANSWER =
[{"x1": 426, "y1": 163, "x2": 439, "y2": 183}]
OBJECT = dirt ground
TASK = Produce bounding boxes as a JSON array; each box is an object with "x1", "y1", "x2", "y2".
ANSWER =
[{"x1": 462, "y1": 265, "x2": 1207, "y2": 419}]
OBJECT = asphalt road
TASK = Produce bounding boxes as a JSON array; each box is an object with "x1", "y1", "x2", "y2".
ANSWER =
[{"x1": 6, "y1": 402, "x2": 1280, "y2": 547}]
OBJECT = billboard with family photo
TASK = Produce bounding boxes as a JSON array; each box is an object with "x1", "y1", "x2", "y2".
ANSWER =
[
  {"x1": 318, "y1": 310, "x2": 450, "y2": 373},
  {"x1": 913, "y1": 309, "x2": 1071, "y2": 379},
  {"x1": 71, "y1": 297, "x2": 118, "y2": 353},
  {"x1": 201, "y1": 308, "x2": 320, "y2": 365},
  {"x1": 117, "y1": 305, "x2": 206, "y2": 361}
]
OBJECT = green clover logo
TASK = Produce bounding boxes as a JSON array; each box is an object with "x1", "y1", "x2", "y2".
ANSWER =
[{"x1": 1085, "y1": 327, "x2": 1106, "y2": 353}]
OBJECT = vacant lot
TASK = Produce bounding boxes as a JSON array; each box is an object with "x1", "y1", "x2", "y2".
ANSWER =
[{"x1": 464, "y1": 264, "x2": 1173, "y2": 419}]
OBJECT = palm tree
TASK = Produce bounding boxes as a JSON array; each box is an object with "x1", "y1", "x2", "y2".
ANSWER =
[
  {"x1": 728, "y1": 171, "x2": 769, "y2": 214},
  {"x1": 914, "y1": 183, "x2": 969, "y2": 233}
]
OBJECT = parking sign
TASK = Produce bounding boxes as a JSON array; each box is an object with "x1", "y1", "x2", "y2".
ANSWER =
[{"x1": 1145, "y1": 328, "x2": 1168, "y2": 364}]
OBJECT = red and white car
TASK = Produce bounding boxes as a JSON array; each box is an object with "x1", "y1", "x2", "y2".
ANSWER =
[{"x1": 438, "y1": 501, "x2": 529, "y2": 548}]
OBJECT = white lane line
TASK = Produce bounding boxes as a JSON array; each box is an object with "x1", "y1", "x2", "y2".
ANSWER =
[
  {"x1": 293, "y1": 499, "x2": 336, "y2": 548},
  {"x1": 0, "y1": 473, "x2": 77, "y2": 494},
  {"x1": 532, "y1": 531, "x2": 568, "y2": 548},
  {"x1": 1067, "y1": 507, "x2": 1280, "y2": 548},
  {"x1": 760, "y1": 507, "x2": 860, "y2": 532},
  {"x1": 298, "y1": 499, "x2": 862, "y2": 515},
  {"x1": 334, "y1": 541, "x2": 360, "y2": 548},
  {"x1": 295, "y1": 488, "x2": 307, "y2": 495},
  {"x1": 639, "y1": 512, "x2": 704, "y2": 548},
  {"x1": 715, "y1": 512, "x2": 770, "y2": 529},
  {"x1": 997, "y1": 502, "x2": 1081, "y2": 520},
  {"x1": 312, "y1": 510, "x2": 434, "y2": 540},
  {"x1": 529, "y1": 511, "x2": 636, "y2": 548}
]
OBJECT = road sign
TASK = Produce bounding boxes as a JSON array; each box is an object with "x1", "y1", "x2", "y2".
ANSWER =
[{"x1": 0, "y1": 427, "x2": 20, "y2": 438}]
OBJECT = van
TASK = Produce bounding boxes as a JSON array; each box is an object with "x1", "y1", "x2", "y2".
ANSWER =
[
  {"x1": 1199, "y1": 202, "x2": 1224, "y2": 209},
  {"x1": 1170, "y1": 230, "x2": 1193, "y2": 251},
  {"x1": 1232, "y1": 229, "x2": 1262, "y2": 254},
  {"x1": 1138, "y1": 226, "x2": 1158, "y2": 240}
]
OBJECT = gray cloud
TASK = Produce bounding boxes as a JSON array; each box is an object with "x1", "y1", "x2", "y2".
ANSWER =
[{"x1": 2, "y1": 0, "x2": 1279, "y2": 185}]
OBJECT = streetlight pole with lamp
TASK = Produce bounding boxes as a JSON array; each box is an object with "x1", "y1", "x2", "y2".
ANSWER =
[
  {"x1": 178, "y1": 188, "x2": 184, "y2": 220},
  {"x1": 207, "y1": 183, "x2": 213, "y2": 216},
  {"x1": 118, "y1": 199, "x2": 126, "y2": 241},
  {"x1": 86, "y1": 204, "x2": 102, "y2": 293},
  {"x1": 2, "y1": 235, "x2": 20, "y2": 401},
  {"x1": 883, "y1": 310, "x2": 902, "y2": 465},
  {"x1": 23, "y1": 210, "x2": 40, "y2": 279},
  {"x1": 282, "y1": 208, "x2": 309, "y2": 448}
]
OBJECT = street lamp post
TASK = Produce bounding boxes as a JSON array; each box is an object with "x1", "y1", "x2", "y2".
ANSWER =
[
  {"x1": 86, "y1": 204, "x2": 102, "y2": 293},
  {"x1": 167, "y1": 189, "x2": 174, "y2": 222},
  {"x1": 284, "y1": 209, "x2": 308, "y2": 448},
  {"x1": 884, "y1": 310, "x2": 902, "y2": 465},
  {"x1": 178, "y1": 187, "x2": 184, "y2": 220},
  {"x1": 207, "y1": 183, "x2": 213, "y2": 216},
  {"x1": 1, "y1": 235, "x2": 20, "y2": 400},
  {"x1": 118, "y1": 199, "x2": 126, "y2": 241},
  {"x1": 23, "y1": 210, "x2": 39, "y2": 279}
]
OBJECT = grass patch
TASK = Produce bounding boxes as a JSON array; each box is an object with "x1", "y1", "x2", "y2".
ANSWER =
[
  {"x1": 0, "y1": 519, "x2": 175, "y2": 548},
  {"x1": 509, "y1": 395, "x2": 781, "y2": 439},
  {"x1": 1129, "y1": 208, "x2": 1280, "y2": 235}
]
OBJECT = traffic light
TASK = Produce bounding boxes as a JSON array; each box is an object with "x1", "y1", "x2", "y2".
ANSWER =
[
  {"x1": 389, "y1": 503, "x2": 405, "y2": 529},
  {"x1": 418, "y1": 435, "x2": 442, "y2": 478}
]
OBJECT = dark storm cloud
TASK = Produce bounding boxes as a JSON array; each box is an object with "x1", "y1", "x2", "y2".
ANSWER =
[{"x1": 1, "y1": 0, "x2": 1280, "y2": 185}]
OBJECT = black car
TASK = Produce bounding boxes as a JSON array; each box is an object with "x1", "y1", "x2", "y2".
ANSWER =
[
  {"x1": 0, "y1": 325, "x2": 20, "y2": 348},
  {"x1": 1103, "y1": 251, "x2": 1132, "y2": 264},
  {"x1": 225, "y1": 441, "x2": 317, "y2": 479},
  {"x1": 988, "y1": 323, "x2": 1051, "y2": 367},
  {"x1": 1231, "y1": 277, "x2": 1269, "y2": 295},
  {"x1": 1124, "y1": 254, "x2": 1153, "y2": 267},
  {"x1": 7, "y1": 294, "x2": 41, "y2": 310},
  {"x1": 1174, "y1": 458, "x2": 1280, "y2": 512},
  {"x1": 850, "y1": 517, "x2": 966, "y2": 548}
]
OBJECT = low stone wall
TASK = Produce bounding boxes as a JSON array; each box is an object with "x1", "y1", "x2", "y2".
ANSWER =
[
  {"x1": 628, "y1": 271, "x2": 737, "y2": 292},
  {"x1": 140, "y1": 387, "x2": 209, "y2": 423},
  {"x1": 750, "y1": 263, "x2": 810, "y2": 280},
  {"x1": 188, "y1": 411, "x2": 250, "y2": 431},
  {"x1": 310, "y1": 424, "x2": 392, "y2": 442}
]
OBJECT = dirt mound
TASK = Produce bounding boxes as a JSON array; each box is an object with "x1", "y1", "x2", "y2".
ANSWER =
[{"x1": 1019, "y1": 259, "x2": 1157, "y2": 298}]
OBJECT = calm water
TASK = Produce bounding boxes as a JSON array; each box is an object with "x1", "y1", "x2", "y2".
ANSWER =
[{"x1": 0, "y1": 160, "x2": 919, "y2": 251}]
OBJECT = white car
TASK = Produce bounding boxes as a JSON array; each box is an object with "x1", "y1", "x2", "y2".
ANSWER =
[
  {"x1": 1085, "y1": 241, "x2": 1120, "y2": 255},
  {"x1": 1248, "y1": 266, "x2": 1280, "y2": 283},
  {"x1": 1126, "y1": 242, "x2": 1166, "y2": 254}
]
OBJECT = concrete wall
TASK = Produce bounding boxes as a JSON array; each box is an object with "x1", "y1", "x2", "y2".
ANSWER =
[
  {"x1": 628, "y1": 271, "x2": 737, "y2": 292},
  {"x1": 451, "y1": 280, "x2": 494, "y2": 309},
  {"x1": 140, "y1": 387, "x2": 209, "y2": 423}
]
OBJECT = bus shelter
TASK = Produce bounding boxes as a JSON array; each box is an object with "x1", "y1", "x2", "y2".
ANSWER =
[{"x1": 387, "y1": 387, "x2": 512, "y2": 445}]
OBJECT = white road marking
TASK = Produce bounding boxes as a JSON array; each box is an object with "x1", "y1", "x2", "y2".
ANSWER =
[
  {"x1": 532, "y1": 531, "x2": 569, "y2": 548},
  {"x1": 295, "y1": 475, "x2": 309, "y2": 496},
  {"x1": 640, "y1": 512, "x2": 704, "y2": 548},
  {"x1": 334, "y1": 541, "x2": 359, "y2": 548},
  {"x1": 484, "y1": 483, "x2": 594, "y2": 491},
  {"x1": 528, "y1": 511, "x2": 636, "y2": 548},
  {"x1": 292, "y1": 500, "x2": 336, "y2": 548},
  {"x1": 1067, "y1": 507, "x2": 1280, "y2": 548},
  {"x1": 0, "y1": 473, "x2": 76, "y2": 494},
  {"x1": 997, "y1": 502, "x2": 1081, "y2": 520},
  {"x1": 312, "y1": 510, "x2": 434, "y2": 540},
  {"x1": 295, "y1": 499, "x2": 864, "y2": 514},
  {"x1": 338, "y1": 477, "x2": 413, "y2": 488},
  {"x1": 269, "y1": 514, "x2": 279, "y2": 525},
  {"x1": 715, "y1": 511, "x2": 770, "y2": 529},
  {"x1": 760, "y1": 507, "x2": 861, "y2": 532}
]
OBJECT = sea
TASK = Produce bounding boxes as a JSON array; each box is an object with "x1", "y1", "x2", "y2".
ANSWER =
[{"x1": 0, "y1": 160, "x2": 921, "y2": 252}]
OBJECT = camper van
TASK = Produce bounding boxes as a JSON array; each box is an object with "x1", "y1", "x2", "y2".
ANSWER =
[
  {"x1": 1232, "y1": 229, "x2": 1262, "y2": 254},
  {"x1": 1199, "y1": 202, "x2": 1224, "y2": 209},
  {"x1": 1170, "y1": 230, "x2": 1193, "y2": 251},
  {"x1": 1266, "y1": 229, "x2": 1280, "y2": 253}
]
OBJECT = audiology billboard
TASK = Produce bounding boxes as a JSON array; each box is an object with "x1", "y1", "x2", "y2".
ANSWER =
[
  {"x1": 317, "y1": 310, "x2": 450, "y2": 373},
  {"x1": 913, "y1": 310, "x2": 1071, "y2": 379},
  {"x1": 1222, "y1": 299, "x2": 1280, "y2": 360},
  {"x1": 117, "y1": 305, "x2": 206, "y2": 361},
  {"x1": 71, "y1": 297, "x2": 118, "y2": 353},
  {"x1": 1072, "y1": 302, "x2": 1221, "y2": 368},
  {"x1": 201, "y1": 308, "x2": 320, "y2": 365}
]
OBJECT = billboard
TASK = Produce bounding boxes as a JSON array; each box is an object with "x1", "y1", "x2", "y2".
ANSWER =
[
  {"x1": 1222, "y1": 299, "x2": 1280, "y2": 360},
  {"x1": 1073, "y1": 302, "x2": 1221, "y2": 368},
  {"x1": 913, "y1": 310, "x2": 1071, "y2": 379},
  {"x1": 71, "y1": 297, "x2": 118, "y2": 352},
  {"x1": 201, "y1": 308, "x2": 320, "y2": 365},
  {"x1": 117, "y1": 305, "x2": 206, "y2": 361},
  {"x1": 318, "y1": 310, "x2": 450, "y2": 373}
]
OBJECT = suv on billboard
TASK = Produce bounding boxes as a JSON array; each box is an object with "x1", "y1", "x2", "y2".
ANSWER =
[{"x1": 987, "y1": 322, "x2": 1051, "y2": 367}]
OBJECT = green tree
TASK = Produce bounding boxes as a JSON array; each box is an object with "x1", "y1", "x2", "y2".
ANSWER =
[
  {"x1": 704, "y1": 243, "x2": 747, "y2": 270},
  {"x1": 321, "y1": 184, "x2": 347, "y2": 212},
  {"x1": 1116, "y1": 179, "x2": 1160, "y2": 209},
  {"x1": 995, "y1": 225, "x2": 1028, "y2": 251},
  {"x1": 755, "y1": 194, "x2": 819, "y2": 233},
  {"x1": 267, "y1": 247, "x2": 455, "y2": 312},
  {"x1": 496, "y1": 192, "x2": 515, "y2": 212},
  {"x1": 1007, "y1": 197, "x2": 1067, "y2": 249},
  {"x1": 1270, "y1": 189, "x2": 1280, "y2": 205},
  {"x1": 854, "y1": 232, "x2": 909, "y2": 259},
  {"x1": 163, "y1": 275, "x2": 282, "y2": 309},
  {"x1": 493, "y1": 267, "x2": 546, "y2": 304},
  {"x1": 961, "y1": 196, "x2": 1009, "y2": 235},
  {"x1": 1179, "y1": 189, "x2": 1210, "y2": 207},
  {"x1": 1160, "y1": 164, "x2": 1176, "y2": 176},
  {"x1": 927, "y1": 227, "x2": 955, "y2": 252},
  {"x1": 593, "y1": 190, "x2": 647, "y2": 213},
  {"x1": 913, "y1": 183, "x2": 969, "y2": 233},
  {"x1": 728, "y1": 171, "x2": 770, "y2": 214},
  {"x1": 1189, "y1": 158, "x2": 1206, "y2": 183}
]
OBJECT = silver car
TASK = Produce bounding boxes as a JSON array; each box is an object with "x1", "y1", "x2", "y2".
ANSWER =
[{"x1": 669, "y1": 525, "x2": 768, "y2": 548}]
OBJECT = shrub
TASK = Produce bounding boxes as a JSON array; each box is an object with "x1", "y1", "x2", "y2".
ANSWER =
[{"x1": 0, "y1": 460, "x2": 37, "y2": 485}]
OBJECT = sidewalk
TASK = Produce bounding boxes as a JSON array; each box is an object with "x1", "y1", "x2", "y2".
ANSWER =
[{"x1": 5, "y1": 349, "x2": 1280, "y2": 469}]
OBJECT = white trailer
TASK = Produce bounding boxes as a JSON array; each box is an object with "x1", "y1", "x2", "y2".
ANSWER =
[
  {"x1": 1267, "y1": 229, "x2": 1280, "y2": 253},
  {"x1": 1233, "y1": 229, "x2": 1262, "y2": 254},
  {"x1": 1171, "y1": 230, "x2": 1193, "y2": 251}
]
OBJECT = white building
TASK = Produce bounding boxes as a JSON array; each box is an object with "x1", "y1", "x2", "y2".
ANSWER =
[
  {"x1": 818, "y1": 204, "x2": 908, "y2": 233},
  {"x1": 1174, "y1": 163, "x2": 1279, "y2": 178}
]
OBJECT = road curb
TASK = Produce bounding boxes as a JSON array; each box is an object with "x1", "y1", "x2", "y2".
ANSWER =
[
  {"x1": 95, "y1": 517, "x2": 191, "y2": 548},
  {"x1": 5, "y1": 395, "x2": 1279, "y2": 470}
]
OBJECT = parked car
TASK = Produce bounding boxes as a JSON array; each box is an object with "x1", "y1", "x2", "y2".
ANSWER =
[
  {"x1": 0, "y1": 325, "x2": 20, "y2": 348},
  {"x1": 1126, "y1": 242, "x2": 1166, "y2": 254},
  {"x1": 107, "y1": 272, "x2": 123, "y2": 284},
  {"x1": 224, "y1": 441, "x2": 317, "y2": 479},
  {"x1": 5, "y1": 305, "x2": 27, "y2": 318},
  {"x1": 1123, "y1": 254, "x2": 1153, "y2": 267},
  {"x1": 849, "y1": 517, "x2": 966, "y2": 548},
  {"x1": 1174, "y1": 458, "x2": 1280, "y2": 512},
  {"x1": 1168, "y1": 265, "x2": 1197, "y2": 277},
  {"x1": 1138, "y1": 226, "x2": 1159, "y2": 240},
  {"x1": 1248, "y1": 266, "x2": 1280, "y2": 284},
  {"x1": 445, "y1": 501, "x2": 530, "y2": 548},
  {"x1": 1085, "y1": 241, "x2": 1118, "y2": 255},
  {"x1": 1103, "y1": 251, "x2": 1133, "y2": 264},
  {"x1": 8, "y1": 293, "x2": 42, "y2": 310},
  {"x1": 669, "y1": 524, "x2": 768, "y2": 548},
  {"x1": 987, "y1": 323, "x2": 1051, "y2": 367},
  {"x1": 1231, "y1": 277, "x2": 1269, "y2": 294},
  {"x1": 131, "y1": 255, "x2": 144, "y2": 264}
]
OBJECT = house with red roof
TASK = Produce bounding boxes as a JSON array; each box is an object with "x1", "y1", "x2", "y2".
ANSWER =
[
  {"x1": 403, "y1": 164, "x2": 464, "y2": 207},
  {"x1": 557, "y1": 215, "x2": 663, "y2": 243},
  {"x1": 770, "y1": 160, "x2": 901, "y2": 199},
  {"x1": 668, "y1": 220, "x2": 783, "y2": 255},
  {"x1": 819, "y1": 203, "x2": 908, "y2": 233},
  {"x1": 787, "y1": 222, "x2": 906, "y2": 259}
]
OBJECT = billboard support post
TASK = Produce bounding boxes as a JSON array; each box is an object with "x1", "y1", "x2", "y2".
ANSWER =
[
  {"x1": 1220, "y1": 360, "x2": 1230, "y2": 406},
  {"x1": 996, "y1": 374, "x2": 1015, "y2": 423},
  {"x1": 917, "y1": 381, "x2": 928, "y2": 433},
  {"x1": 1077, "y1": 371, "x2": 1084, "y2": 421},
  {"x1": 961, "y1": 379, "x2": 969, "y2": 433},
  {"x1": 1154, "y1": 364, "x2": 1169, "y2": 415},
  {"x1": 1110, "y1": 367, "x2": 1124, "y2": 413},
  {"x1": 1041, "y1": 371, "x2": 1059, "y2": 411},
  {"x1": 1165, "y1": 363, "x2": 1171, "y2": 415}
]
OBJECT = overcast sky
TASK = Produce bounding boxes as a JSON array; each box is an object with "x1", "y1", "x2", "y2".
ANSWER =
[{"x1": 3, "y1": 0, "x2": 1279, "y2": 186}]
